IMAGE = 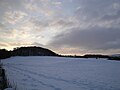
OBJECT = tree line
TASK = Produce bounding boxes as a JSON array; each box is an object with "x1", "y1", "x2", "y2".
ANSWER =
[{"x1": 0, "y1": 46, "x2": 120, "y2": 60}]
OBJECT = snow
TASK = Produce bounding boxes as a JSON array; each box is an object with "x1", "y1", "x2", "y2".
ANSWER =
[
  {"x1": 4, "y1": 88, "x2": 13, "y2": 90},
  {"x1": 2, "y1": 56, "x2": 120, "y2": 90}
]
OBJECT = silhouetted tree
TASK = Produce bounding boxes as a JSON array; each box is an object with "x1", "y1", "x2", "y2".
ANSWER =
[{"x1": 0, "y1": 49, "x2": 11, "y2": 59}]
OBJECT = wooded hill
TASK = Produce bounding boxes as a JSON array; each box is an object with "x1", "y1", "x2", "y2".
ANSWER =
[{"x1": 0, "y1": 46, "x2": 58, "y2": 59}]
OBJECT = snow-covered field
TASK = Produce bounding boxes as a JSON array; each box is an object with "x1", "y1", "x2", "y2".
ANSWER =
[{"x1": 2, "y1": 56, "x2": 120, "y2": 90}]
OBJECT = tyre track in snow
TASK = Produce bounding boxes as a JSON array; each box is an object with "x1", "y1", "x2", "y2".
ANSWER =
[
  {"x1": 4, "y1": 63, "x2": 113, "y2": 90},
  {"x1": 5, "y1": 64, "x2": 96, "y2": 89},
  {"x1": 4, "y1": 63, "x2": 42, "y2": 67},
  {"x1": 5, "y1": 65, "x2": 62, "y2": 90}
]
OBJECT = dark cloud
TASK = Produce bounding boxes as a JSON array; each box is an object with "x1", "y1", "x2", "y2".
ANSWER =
[
  {"x1": 74, "y1": 0, "x2": 120, "y2": 21},
  {"x1": 49, "y1": 27, "x2": 120, "y2": 50},
  {"x1": 101, "y1": 10, "x2": 120, "y2": 21}
]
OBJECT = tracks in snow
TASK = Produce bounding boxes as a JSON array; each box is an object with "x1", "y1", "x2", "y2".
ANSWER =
[
  {"x1": 5, "y1": 63, "x2": 110, "y2": 90},
  {"x1": 4, "y1": 64, "x2": 94, "y2": 89},
  {"x1": 6, "y1": 65, "x2": 61, "y2": 90}
]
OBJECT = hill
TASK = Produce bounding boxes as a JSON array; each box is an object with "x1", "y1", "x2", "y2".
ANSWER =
[
  {"x1": 0, "y1": 46, "x2": 58, "y2": 59},
  {"x1": 11, "y1": 46, "x2": 58, "y2": 56}
]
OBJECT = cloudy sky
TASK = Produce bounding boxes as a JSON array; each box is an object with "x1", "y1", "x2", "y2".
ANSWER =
[{"x1": 0, "y1": 0, "x2": 120, "y2": 55}]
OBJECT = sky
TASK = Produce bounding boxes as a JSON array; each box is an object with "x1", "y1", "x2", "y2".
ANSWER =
[{"x1": 0, "y1": 0, "x2": 120, "y2": 55}]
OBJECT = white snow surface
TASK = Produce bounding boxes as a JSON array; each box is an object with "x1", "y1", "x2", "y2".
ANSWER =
[
  {"x1": 4, "y1": 88, "x2": 13, "y2": 90},
  {"x1": 2, "y1": 56, "x2": 120, "y2": 90}
]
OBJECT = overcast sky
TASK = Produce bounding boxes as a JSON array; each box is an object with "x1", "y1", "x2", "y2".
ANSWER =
[{"x1": 0, "y1": 0, "x2": 120, "y2": 55}]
